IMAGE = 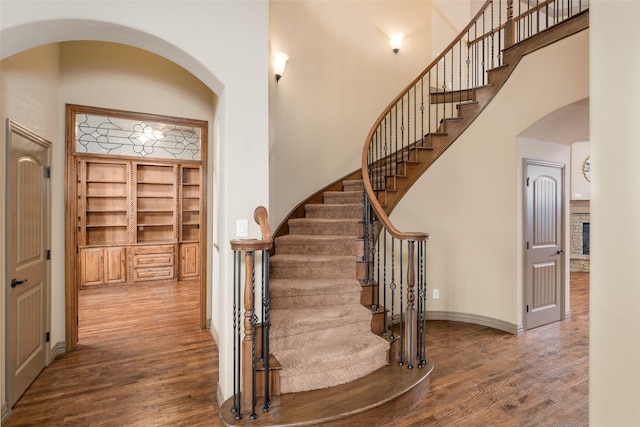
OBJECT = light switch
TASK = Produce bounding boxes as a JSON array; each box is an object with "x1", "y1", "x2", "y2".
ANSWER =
[{"x1": 236, "y1": 219, "x2": 249, "y2": 238}]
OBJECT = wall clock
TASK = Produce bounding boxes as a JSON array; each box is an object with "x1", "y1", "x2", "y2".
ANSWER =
[{"x1": 582, "y1": 155, "x2": 591, "y2": 182}]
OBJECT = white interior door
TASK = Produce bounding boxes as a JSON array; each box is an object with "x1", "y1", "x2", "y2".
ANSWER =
[
  {"x1": 524, "y1": 160, "x2": 565, "y2": 330},
  {"x1": 6, "y1": 120, "x2": 51, "y2": 407}
]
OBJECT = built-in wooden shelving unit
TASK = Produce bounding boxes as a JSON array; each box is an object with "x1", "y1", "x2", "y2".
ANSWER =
[{"x1": 76, "y1": 157, "x2": 202, "y2": 288}]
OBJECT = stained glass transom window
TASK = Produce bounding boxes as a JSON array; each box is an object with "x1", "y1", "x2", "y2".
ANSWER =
[{"x1": 75, "y1": 113, "x2": 201, "y2": 160}]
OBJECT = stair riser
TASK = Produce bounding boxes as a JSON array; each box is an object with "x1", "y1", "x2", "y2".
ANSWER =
[
  {"x1": 271, "y1": 291, "x2": 361, "y2": 309},
  {"x1": 342, "y1": 180, "x2": 364, "y2": 192},
  {"x1": 275, "y1": 239, "x2": 356, "y2": 256},
  {"x1": 323, "y1": 192, "x2": 363, "y2": 204},
  {"x1": 279, "y1": 348, "x2": 388, "y2": 394},
  {"x1": 305, "y1": 204, "x2": 363, "y2": 219},
  {"x1": 270, "y1": 320, "x2": 372, "y2": 354},
  {"x1": 271, "y1": 260, "x2": 356, "y2": 280},
  {"x1": 288, "y1": 221, "x2": 363, "y2": 237}
]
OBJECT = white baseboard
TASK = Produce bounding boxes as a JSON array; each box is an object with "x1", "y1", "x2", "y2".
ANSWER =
[
  {"x1": 49, "y1": 341, "x2": 66, "y2": 364},
  {"x1": 424, "y1": 311, "x2": 521, "y2": 335}
]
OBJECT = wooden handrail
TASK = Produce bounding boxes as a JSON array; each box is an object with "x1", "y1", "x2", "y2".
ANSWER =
[
  {"x1": 361, "y1": 0, "x2": 587, "y2": 243},
  {"x1": 230, "y1": 206, "x2": 273, "y2": 252},
  {"x1": 360, "y1": 0, "x2": 498, "y2": 242}
]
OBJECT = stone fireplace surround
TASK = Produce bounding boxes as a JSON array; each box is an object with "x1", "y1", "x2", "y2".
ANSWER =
[{"x1": 571, "y1": 203, "x2": 590, "y2": 272}]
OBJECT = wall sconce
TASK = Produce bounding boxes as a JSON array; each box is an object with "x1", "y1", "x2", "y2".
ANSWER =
[
  {"x1": 273, "y1": 52, "x2": 289, "y2": 82},
  {"x1": 389, "y1": 34, "x2": 404, "y2": 54}
]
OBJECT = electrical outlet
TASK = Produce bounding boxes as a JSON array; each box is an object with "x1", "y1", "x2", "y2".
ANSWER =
[
  {"x1": 433, "y1": 289, "x2": 440, "y2": 299},
  {"x1": 236, "y1": 219, "x2": 248, "y2": 238}
]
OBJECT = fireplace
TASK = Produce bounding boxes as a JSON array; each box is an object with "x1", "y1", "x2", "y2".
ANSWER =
[{"x1": 571, "y1": 213, "x2": 590, "y2": 272}]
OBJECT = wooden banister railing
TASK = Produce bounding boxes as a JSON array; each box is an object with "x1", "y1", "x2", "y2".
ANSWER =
[{"x1": 229, "y1": 206, "x2": 272, "y2": 420}]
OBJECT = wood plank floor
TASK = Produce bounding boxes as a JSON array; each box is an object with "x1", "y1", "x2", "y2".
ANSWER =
[{"x1": 4, "y1": 273, "x2": 589, "y2": 426}]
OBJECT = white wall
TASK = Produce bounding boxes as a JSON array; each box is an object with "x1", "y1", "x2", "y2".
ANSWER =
[
  {"x1": 571, "y1": 140, "x2": 591, "y2": 200},
  {"x1": 1, "y1": 0, "x2": 269, "y2": 406},
  {"x1": 269, "y1": 0, "x2": 434, "y2": 228},
  {"x1": 590, "y1": 1, "x2": 640, "y2": 424},
  {"x1": 390, "y1": 29, "x2": 589, "y2": 330},
  {"x1": 0, "y1": 42, "x2": 61, "y2": 420}
]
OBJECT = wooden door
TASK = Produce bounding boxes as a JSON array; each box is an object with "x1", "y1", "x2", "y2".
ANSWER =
[
  {"x1": 6, "y1": 121, "x2": 51, "y2": 407},
  {"x1": 524, "y1": 160, "x2": 565, "y2": 330}
]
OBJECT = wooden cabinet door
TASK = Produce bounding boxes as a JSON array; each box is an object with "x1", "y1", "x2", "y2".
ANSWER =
[
  {"x1": 104, "y1": 247, "x2": 127, "y2": 284},
  {"x1": 80, "y1": 248, "x2": 105, "y2": 287},
  {"x1": 80, "y1": 247, "x2": 127, "y2": 287},
  {"x1": 180, "y1": 243, "x2": 200, "y2": 279}
]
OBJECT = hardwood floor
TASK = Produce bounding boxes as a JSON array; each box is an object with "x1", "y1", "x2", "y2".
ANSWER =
[
  {"x1": 4, "y1": 274, "x2": 589, "y2": 426},
  {"x1": 4, "y1": 280, "x2": 219, "y2": 427}
]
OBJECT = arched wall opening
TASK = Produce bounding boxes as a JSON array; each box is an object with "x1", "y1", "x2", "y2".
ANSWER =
[{"x1": 1, "y1": 3, "x2": 270, "y2": 410}]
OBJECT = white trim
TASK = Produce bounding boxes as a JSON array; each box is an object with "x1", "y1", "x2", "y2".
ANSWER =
[
  {"x1": 2, "y1": 402, "x2": 8, "y2": 423},
  {"x1": 49, "y1": 341, "x2": 66, "y2": 364},
  {"x1": 425, "y1": 311, "x2": 521, "y2": 335}
]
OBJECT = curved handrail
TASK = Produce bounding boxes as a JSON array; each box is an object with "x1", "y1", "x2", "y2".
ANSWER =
[
  {"x1": 361, "y1": 0, "x2": 587, "y2": 242},
  {"x1": 361, "y1": 0, "x2": 496, "y2": 243}
]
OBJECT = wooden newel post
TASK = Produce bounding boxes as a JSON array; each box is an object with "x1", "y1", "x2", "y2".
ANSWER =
[
  {"x1": 241, "y1": 250, "x2": 255, "y2": 412},
  {"x1": 505, "y1": 0, "x2": 515, "y2": 48},
  {"x1": 405, "y1": 241, "x2": 418, "y2": 368}
]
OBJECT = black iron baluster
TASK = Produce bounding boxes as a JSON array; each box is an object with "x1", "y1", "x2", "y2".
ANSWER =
[
  {"x1": 422, "y1": 240, "x2": 428, "y2": 367},
  {"x1": 383, "y1": 229, "x2": 388, "y2": 329},
  {"x1": 234, "y1": 250, "x2": 242, "y2": 419},
  {"x1": 389, "y1": 236, "x2": 396, "y2": 339},
  {"x1": 262, "y1": 249, "x2": 271, "y2": 413},
  {"x1": 250, "y1": 255, "x2": 257, "y2": 420},
  {"x1": 398, "y1": 241, "x2": 404, "y2": 366}
]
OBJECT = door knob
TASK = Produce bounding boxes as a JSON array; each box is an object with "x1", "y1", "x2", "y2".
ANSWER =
[
  {"x1": 11, "y1": 278, "x2": 28, "y2": 288},
  {"x1": 557, "y1": 250, "x2": 565, "y2": 255}
]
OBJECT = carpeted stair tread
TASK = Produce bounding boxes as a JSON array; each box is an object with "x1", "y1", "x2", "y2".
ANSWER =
[
  {"x1": 270, "y1": 304, "x2": 373, "y2": 339},
  {"x1": 271, "y1": 278, "x2": 362, "y2": 297},
  {"x1": 323, "y1": 190, "x2": 364, "y2": 205},
  {"x1": 342, "y1": 179, "x2": 365, "y2": 192},
  {"x1": 270, "y1": 278, "x2": 362, "y2": 308},
  {"x1": 288, "y1": 218, "x2": 362, "y2": 237},
  {"x1": 275, "y1": 333, "x2": 390, "y2": 393},
  {"x1": 305, "y1": 203, "x2": 364, "y2": 219},
  {"x1": 274, "y1": 234, "x2": 357, "y2": 256}
]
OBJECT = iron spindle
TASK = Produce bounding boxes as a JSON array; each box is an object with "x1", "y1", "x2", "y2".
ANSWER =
[
  {"x1": 262, "y1": 249, "x2": 271, "y2": 412},
  {"x1": 232, "y1": 251, "x2": 239, "y2": 415},
  {"x1": 398, "y1": 241, "x2": 404, "y2": 366},
  {"x1": 383, "y1": 229, "x2": 388, "y2": 327}
]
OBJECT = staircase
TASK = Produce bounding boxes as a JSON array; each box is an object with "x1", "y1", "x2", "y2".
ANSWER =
[
  {"x1": 221, "y1": 2, "x2": 589, "y2": 425},
  {"x1": 270, "y1": 179, "x2": 390, "y2": 393}
]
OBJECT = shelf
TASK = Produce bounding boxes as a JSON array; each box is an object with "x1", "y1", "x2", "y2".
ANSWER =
[
  {"x1": 137, "y1": 164, "x2": 175, "y2": 184},
  {"x1": 86, "y1": 162, "x2": 128, "y2": 182},
  {"x1": 77, "y1": 158, "x2": 201, "y2": 285}
]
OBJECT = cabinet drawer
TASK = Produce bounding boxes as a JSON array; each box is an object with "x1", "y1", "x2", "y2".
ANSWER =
[
  {"x1": 133, "y1": 245, "x2": 175, "y2": 268},
  {"x1": 134, "y1": 267, "x2": 175, "y2": 282},
  {"x1": 134, "y1": 252, "x2": 175, "y2": 268}
]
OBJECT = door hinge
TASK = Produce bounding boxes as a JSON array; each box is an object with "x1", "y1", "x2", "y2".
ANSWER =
[
  {"x1": 46, "y1": 249, "x2": 51, "y2": 260},
  {"x1": 76, "y1": 245, "x2": 79, "y2": 254},
  {"x1": 76, "y1": 316, "x2": 79, "y2": 325},
  {"x1": 526, "y1": 241, "x2": 530, "y2": 250},
  {"x1": 526, "y1": 305, "x2": 529, "y2": 313},
  {"x1": 526, "y1": 177, "x2": 530, "y2": 187},
  {"x1": 45, "y1": 331, "x2": 50, "y2": 342},
  {"x1": 45, "y1": 166, "x2": 51, "y2": 179}
]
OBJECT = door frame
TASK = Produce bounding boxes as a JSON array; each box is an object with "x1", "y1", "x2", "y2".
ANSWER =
[
  {"x1": 5, "y1": 119, "x2": 52, "y2": 406},
  {"x1": 63, "y1": 105, "x2": 208, "y2": 351},
  {"x1": 523, "y1": 158, "x2": 566, "y2": 331}
]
